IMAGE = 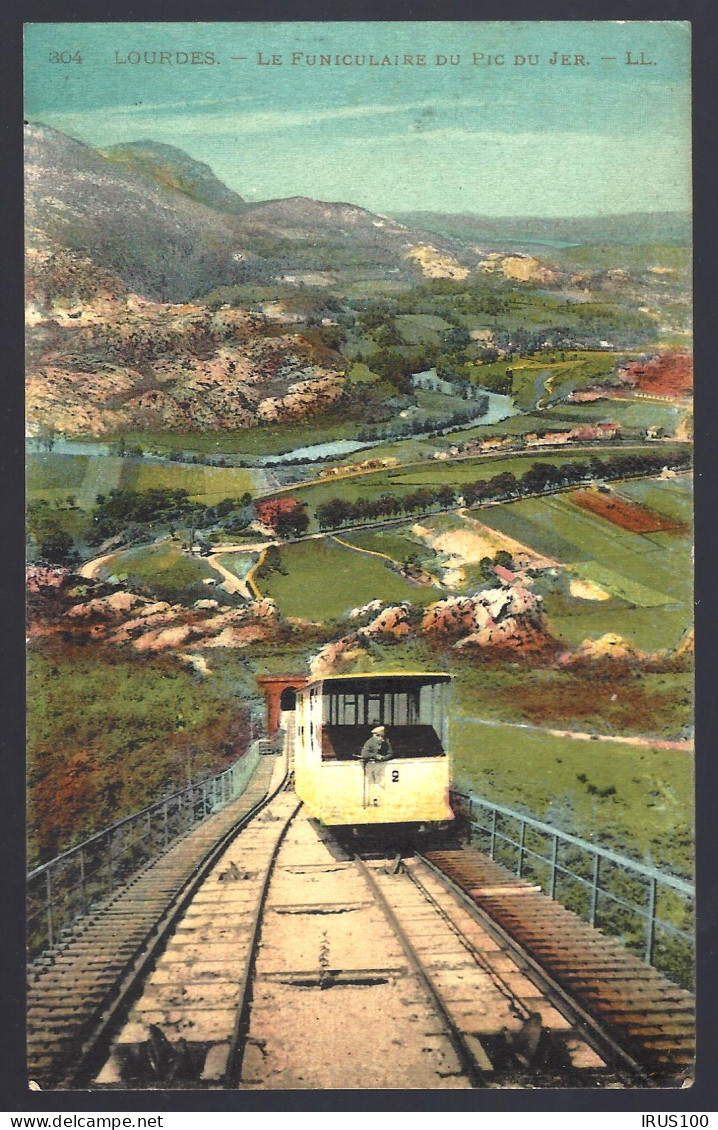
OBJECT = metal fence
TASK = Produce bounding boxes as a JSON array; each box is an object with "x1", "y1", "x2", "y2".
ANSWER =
[
  {"x1": 452, "y1": 789, "x2": 694, "y2": 989},
  {"x1": 27, "y1": 739, "x2": 271, "y2": 961}
]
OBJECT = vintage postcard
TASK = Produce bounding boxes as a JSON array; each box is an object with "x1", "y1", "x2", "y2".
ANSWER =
[{"x1": 24, "y1": 21, "x2": 694, "y2": 1092}]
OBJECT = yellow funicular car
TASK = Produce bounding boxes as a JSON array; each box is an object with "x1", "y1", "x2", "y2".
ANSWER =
[{"x1": 294, "y1": 672, "x2": 453, "y2": 827}]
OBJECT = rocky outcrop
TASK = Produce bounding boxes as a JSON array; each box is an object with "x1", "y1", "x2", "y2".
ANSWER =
[
  {"x1": 421, "y1": 586, "x2": 559, "y2": 658},
  {"x1": 311, "y1": 586, "x2": 559, "y2": 675},
  {"x1": 358, "y1": 604, "x2": 412, "y2": 640},
  {"x1": 405, "y1": 245, "x2": 469, "y2": 280},
  {"x1": 26, "y1": 287, "x2": 346, "y2": 436},
  {"x1": 477, "y1": 253, "x2": 560, "y2": 285}
]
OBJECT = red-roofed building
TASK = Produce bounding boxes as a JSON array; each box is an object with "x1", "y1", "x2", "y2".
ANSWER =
[
  {"x1": 493, "y1": 564, "x2": 516, "y2": 584},
  {"x1": 255, "y1": 497, "x2": 302, "y2": 531}
]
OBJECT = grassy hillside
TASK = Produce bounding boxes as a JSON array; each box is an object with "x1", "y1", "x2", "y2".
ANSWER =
[
  {"x1": 255, "y1": 537, "x2": 439, "y2": 620},
  {"x1": 100, "y1": 542, "x2": 223, "y2": 595},
  {"x1": 452, "y1": 718, "x2": 693, "y2": 878},
  {"x1": 27, "y1": 642, "x2": 258, "y2": 867}
]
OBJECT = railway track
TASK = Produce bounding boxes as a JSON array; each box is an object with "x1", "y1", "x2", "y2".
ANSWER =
[
  {"x1": 92, "y1": 805, "x2": 650, "y2": 1089},
  {"x1": 28, "y1": 727, "x2": 694, "y2": 1090},
  {"x1": 419, "y1": 847, "x2": 695, "y2": 1086},
  {"x1": 27, "y1": 749, "x2": 286, "y2": 1089}
]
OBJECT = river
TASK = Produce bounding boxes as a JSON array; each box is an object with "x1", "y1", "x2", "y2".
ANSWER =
[{"x1": 27, "y1": 392, "x2": 518, "y2": 469}]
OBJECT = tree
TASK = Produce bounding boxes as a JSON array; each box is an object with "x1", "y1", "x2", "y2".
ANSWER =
[
  {"x1": 38, "y1": 526, "x2": 77, "y2": 565},
  {"x1": 487, "y1": 471, "x2": 518, "y2": 499},
  {"x1": 436, "y1": 484, "x2": 457, "y2": 510},
  {"x1": 257, "y1": 543, "x2": 285, "y2": 578},
  {"x1": 275, "y1": 506, "x2": 310, "y2": 538},
  {"x1": 37, "y1": 425, "x2": 57, "y2": 453}
]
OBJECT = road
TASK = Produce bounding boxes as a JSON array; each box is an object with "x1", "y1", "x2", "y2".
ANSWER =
[{"x1": 458, "y1": 714, "x2": 693, "y2": 752}]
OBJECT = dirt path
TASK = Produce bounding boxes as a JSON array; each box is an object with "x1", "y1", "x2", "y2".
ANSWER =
[
  {"x1": 458, "y1": 714, "x2": 693, "y2": 752},
  {"x1": 206, "y1": 552, "x2": 254, "y2": 599},
  {"x1": 77, "y1": 551, "x2": 119, "y2": 580}
]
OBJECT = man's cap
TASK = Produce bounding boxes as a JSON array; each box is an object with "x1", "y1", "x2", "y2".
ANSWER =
[{"x1": 371, "y1": 725, "x2": 385, "y2": 734}]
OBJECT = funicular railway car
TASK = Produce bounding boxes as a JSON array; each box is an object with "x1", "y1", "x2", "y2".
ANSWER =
[{"x1": 294, "y1": 672, "x2": 453, "y2": 827}]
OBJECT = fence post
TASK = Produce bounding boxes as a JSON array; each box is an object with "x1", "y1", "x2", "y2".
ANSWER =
[
  {"x1": 79, "y1": 848, "x2": 87, "y2": 916},
  {"x1": 45, "y1": 868, "x2": 54, "y2": 950},
  {"x1": 589, "y1": 852, "x2": 600, "y2": 926},
  {"x1": 549, "y1": 834, "x2": 558, "y2": 899},
  {"x1": 490, "y1": 808, "x2": 497, "y2": 859},
  {"x1": 645, "y1": 876, "x2": 657, "y2": 964},
  {"x1": 517, "y1": 820, "x2": 526, "y2": 878}
]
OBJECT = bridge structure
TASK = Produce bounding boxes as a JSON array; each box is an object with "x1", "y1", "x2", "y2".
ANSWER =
[{"x1": 26, "y1": 716, "x2": 695, "y2": 1091}]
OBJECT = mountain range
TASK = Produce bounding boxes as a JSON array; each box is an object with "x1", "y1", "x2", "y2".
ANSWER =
[
  {"x1": 26, "y1": 123, "x2": 690, "y2": 306},
  {"x1": 24, "y1": 122, "x2": 692, "y2": 439}
]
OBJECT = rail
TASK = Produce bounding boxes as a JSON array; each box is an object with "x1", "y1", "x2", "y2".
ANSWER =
[
  {"x1": 451, "y1": 789, "x2": 694, "y2": 987},
  {"x1": 27, "y1": 738, "x2": 272, "y2": 960}
]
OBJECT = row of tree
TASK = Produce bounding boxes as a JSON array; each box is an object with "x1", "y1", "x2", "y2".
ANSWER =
[
  {"x1": 316, "y1": 485, "x2": 458, "y2": 530},
  {"x1": 313, "y1": 451, "x2": 691, "y2": 532},
  {"x1": 89, "y1": 489, "x2": 254, "y2": 543}
]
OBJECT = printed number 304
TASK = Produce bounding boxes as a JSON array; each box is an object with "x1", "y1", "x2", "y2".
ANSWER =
[{"x1": 49, "y1": 51, "x2": 83, "y2": 63}]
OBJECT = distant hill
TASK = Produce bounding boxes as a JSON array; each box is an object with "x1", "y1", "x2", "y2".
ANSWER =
[
  {"x1": 26, "y1": 123, "x2": 690, "y2": 310},
  {"x1": 25, "y1": 124, "x2": 260, "y2": 302},
  {"x1": 100, "y1": 140, "x2": 246, "y2": 214},
  {"x1": 391, "y1": 211, "x2": 692, "y2": 249},
  {"x1": 24, "y1": 125, "x2": 478, "y2": 297},
  {"x1": 232, "y1": 195, "x2": 463, "y2": 272}
]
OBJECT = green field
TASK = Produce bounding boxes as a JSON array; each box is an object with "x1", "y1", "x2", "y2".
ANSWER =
[
  {"x1": 339, "y1": 527, "x2": 432, "y2": 558},
  {"x1": 26, "y1": 452, "x2": 89, "y2": 494},
  {"x1": 451, "y1": 718, "x2": 693, "y2": 877},
  {"x1": 101, "y1": 541, "x2": 221, "y2": 593},
  {"x1": 27, "y1": 453, "x2": 125, "y2": 509},
  {"x1": 28, "y1": 452, "x2": 260, "y2": 509},
  {"x1": 117, "y1": 460, "x2": 257, "y2": 504},
  {"x1": 395, "y1": 313, "x2": 453, "y2": 344},
  {"x1": 318, "y1": 434, "x2": 442, "y2": 466},
  {"x1": 617, "y1": 475, "x2": 694, "y2": 524},
  {"x1": 540, "y1": 398, "x2": 688, "y2": 435},
  {"x1": 256, "y1": 537, "x2": 440, "y2": 620},
  {"x1": 338, "y1": 528, "x2": 442, "y2": 578},
  {"x1": 477, "y1": 479, "x2": 692, "y2": 651},
  {"x1": 470, "y1": 352, "x2": 621, "y2": 410},
  {"x1": 94, "y1": 417, "x2": 365, "y2": 458}
]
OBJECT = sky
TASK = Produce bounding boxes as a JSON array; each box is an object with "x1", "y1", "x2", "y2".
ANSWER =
[{"x1": 24, "y1": 22, "x2": 692, "y2": 217}]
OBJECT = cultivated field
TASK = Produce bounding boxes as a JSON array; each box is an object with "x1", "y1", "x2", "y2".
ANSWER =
[
  {"x1": 470, "y1": 352, "x2": 621, "y2": 411},
  {"x1": 478, "y1": 477, "x2": 692, "y2": 651},
  {"x1": 572, "y1": 490, "x2": 686, "y2": 533},
  {"x1": 27, "y1": 452, "x2": 261, "y2": 508},
  {"x1": 285, "y1": 448, "x2": 674, "y2": 530},
  {"x1": 27, "y1": 453, "x2": 126, "y2": 509}
]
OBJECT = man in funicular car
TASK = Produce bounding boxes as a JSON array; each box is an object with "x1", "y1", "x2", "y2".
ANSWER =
[{"x1": 357, "y1": 724, "x2": 394, "y2": 762}]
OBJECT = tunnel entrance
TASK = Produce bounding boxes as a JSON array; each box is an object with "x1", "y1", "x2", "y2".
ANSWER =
[
  {"x1": 280, "y1": 686, "x2": 297, "y2": 711},
  {"x1": 256, "y1": 675, "x2": 309, "y2": 735}
]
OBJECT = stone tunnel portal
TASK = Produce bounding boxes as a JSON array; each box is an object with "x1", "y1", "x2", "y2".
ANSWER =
[{"x1": 256, "y1": 674, "x2": 309, "y2": 736}]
